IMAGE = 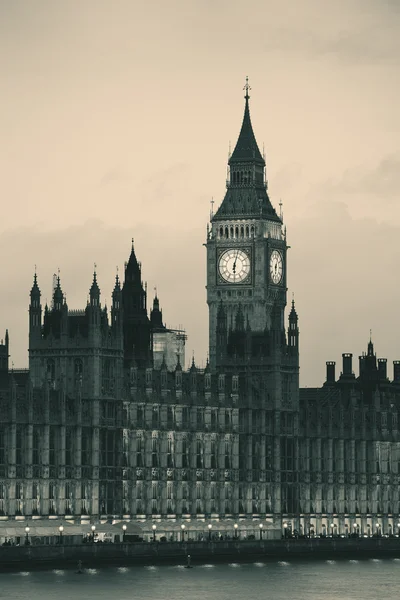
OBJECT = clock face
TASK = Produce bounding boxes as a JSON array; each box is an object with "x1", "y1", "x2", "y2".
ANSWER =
[
  {"x1": 270, "y1": 250, "x2": 283, "y2": 284},
  {"x1": 219, "y1": 249, "x2": 250, "y2": 283}
]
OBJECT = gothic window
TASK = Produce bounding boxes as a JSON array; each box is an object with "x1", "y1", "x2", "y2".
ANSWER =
[
  {"x1": 250, "y1": 226, "x2": 255, "y2": 237},
  {"x1": 232, "y1": 375, "x2": 238, "y2": 392},
  {"x1": 240, "y1": 226, "x2": 244, "y2": 238},
  {"x1": 81, "y1": 429, "x2": 91, "y2": 466},
  {"x1": 49, "y1": 481, "x2": 56, "y2": 515},
  {"x1": 167, "y1": 435, "x2": 174, "y2": 468},
  {"x1": 205, "y1": 373, "x2": 211, "y2": 390},
  {"x1": 152, "y1": 482, "x2": 158, "y2": 514},
  {"x1": 230, "y1": 226, "x2": 234, "y2": 238},
  {"x1": 31, "y1": 482, "x2": 39, "y2": 515},
  {"x1": 182, "y1": 407, "x2": 189, "y2": 428},
  {"x1": 219, "y1": 227, "x2": 223, "y2": 238},
  {"x1": 65, "y1": 481, "x2": 73, "y2": 515},
  {"x1": 245, "y1": 225, "x2": 249, "y2": 238},
  {"x1": 167, "y1": 406, "x2": 174, "y2": 429},
  {"x1": 0, "y1": 483, "x2": 4, "y2": 516},
  {"x1": 161, "y1": 369, "x2": 167, "y2": 387},
  {"x1": 0, "y1": 428, "x2": 5, "y2": 472},
  {"x1": 80, "y1": 481, "x2": 89, "y2": 515},
  {"x1": 196, "y1": 483, "x2": 203, "y2": 514},
  {"x1": 210, "y1": 440, "x2": 217, "y2": 469},
  {"x1": 146, "y1": 369, "x2": 152, "y2": 386},
  {"x1": 225, "y1": 227, "x2": 228, "y2": 239},
  {"x1": 74, "y1": 359, "x2": 83, "y2": 379},
  {"x1": 211, "y1": 409, "x2": 217, "y2": 429},
  {"x1": 65, "y1": 428, "x2": 72, "y2": 468},
  {"x1": 182, "y1": 436, "x2": 189, "y2": 468},
  {"x1": 136, "y1": 405, "x2": 144, "y2": 428},
  {"x1": 252, "y1": 485, "x2": 259, "y2": 513},
  {"x1": 196, "y1": 439, "x2": 203, "y2": 468},
  {"x1": 225, "y1": 439, "x2": 231, "y2": 469},
  {"x1": 197, "y1": 408, "x2": 204, "y2": 428},
  {"x1": 182, "y1": 482, "x2": 189, "y2": 514},
  {"x1": 15, "y1": 482, "x2": 23, "y2": 515},
  {"x1": 16, "y1": 427, "x2": 23, "y2": 474},
  {"x1": 47, "y1": 359, "x2": 55, "y2": 382},
  {"x1": 49, "y1": 426, "x2": 57, "y2": 477},
  {"x1": 152, "y1": 436, "x2": 159, "y2": 468},
  {"x1": 235, "y1": 226, "x2": 239, "y2": 238},
  {"x1": 152, "y1": 406, "x2": 159, "y2": 429},
  {"x1": 218, "y1": 374, "x2": 225, "y2": 391}
]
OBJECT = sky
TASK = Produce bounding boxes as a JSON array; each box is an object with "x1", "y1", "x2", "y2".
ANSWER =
[{"x1": 0, "y1": 0, "x2": 399, "y2": 386}]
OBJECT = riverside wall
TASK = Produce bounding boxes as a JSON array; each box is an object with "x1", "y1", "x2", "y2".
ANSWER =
[{"x1": 0, "y1": 538, "x2": 400, "y2": 570}]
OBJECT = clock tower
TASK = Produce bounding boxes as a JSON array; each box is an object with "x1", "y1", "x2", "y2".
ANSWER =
[{"x1": 206, "y1": 81, "x2": 298, "y2": 396}]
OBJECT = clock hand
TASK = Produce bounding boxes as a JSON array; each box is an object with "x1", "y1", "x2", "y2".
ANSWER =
[{"x1": 233, "y1": 250, "x2": 239, "y2": 274}]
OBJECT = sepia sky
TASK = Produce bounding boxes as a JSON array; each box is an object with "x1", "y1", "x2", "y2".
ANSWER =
[{"x1": 1, "y1": 0, "x2": 399, "y2": 386}]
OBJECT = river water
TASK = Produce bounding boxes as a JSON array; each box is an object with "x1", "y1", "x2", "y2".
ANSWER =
[{"x1": 1, "y1": 558, "x2": 399, "y2": 599}]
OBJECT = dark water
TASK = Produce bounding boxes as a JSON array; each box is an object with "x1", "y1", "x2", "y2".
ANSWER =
[{"x1": 1, "y1": 558, "x2": 399, "y2": 599}]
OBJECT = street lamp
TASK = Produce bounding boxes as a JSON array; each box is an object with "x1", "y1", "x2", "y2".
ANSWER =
[
  {"x1": 91, "y1": 524, "x2": 96, "y2": 542},
  {"x1": 25, "y1": 525, "x2": 30, "y2": 545},
  {"x1": 259, "y1": 523, "x2": 263, "y2": 540},
  {"x1": 234, "y1": 523, "x2": 238, "y2": 539},
  {"x1": 330, "y1": 523, "x2": 334, "y2": 537},
  {"x1": 59, "y1": 525, "x2": 64, "y2": 544},
  {"x1": 283, "y1": 522, "x2": 288, "y2": 539},
  {"x1": 122, "y1": 523, "x2": 127, "y2": 542},
  {"x1": 181, "y1": 523, "x2": 186, "y2": 542},
  {"x1": 152, "y1": 524, "x2": 157, "y2": 542},
  {"x1": 207, "y1": 523, "x2": 212, "y2": 541},
  {"x1": 376, "y1": 523, "x2": 380, "y2": 537}
]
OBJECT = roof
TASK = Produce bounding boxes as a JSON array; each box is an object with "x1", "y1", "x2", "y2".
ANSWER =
[
  {"x1": 213, "y1": 186, "x2": 280, "y2": 222},
  {"x1": 229, "y1": 94, "x2": 264, "y2": 165}
]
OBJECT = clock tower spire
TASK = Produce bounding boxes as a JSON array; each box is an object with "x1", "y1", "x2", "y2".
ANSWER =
[{"x1": 206, "y1": 81, "x2": 298, "y2": 397}]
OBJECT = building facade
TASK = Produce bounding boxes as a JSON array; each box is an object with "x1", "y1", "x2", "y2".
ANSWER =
[{"x1": 0, "y1": 86, "x2": 399, "y2": 538}]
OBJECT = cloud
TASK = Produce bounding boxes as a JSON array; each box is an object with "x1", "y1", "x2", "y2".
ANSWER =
[{"x1": 334, "y1": 155, "x2": 400, "y2": 198}]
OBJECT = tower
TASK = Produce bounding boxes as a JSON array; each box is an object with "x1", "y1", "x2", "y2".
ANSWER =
[
  {"x1": 121, "y1": 239, "x2": 151, "y2": 370},
  {"x1": 29, "y1": 272, "x2": 42, "y2": 345},
  {"x1": 206, "y1": 80, "x2": 291, "y2": 377}
]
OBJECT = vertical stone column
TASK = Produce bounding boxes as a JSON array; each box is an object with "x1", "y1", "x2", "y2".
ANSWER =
[
  {"x1": 273, "y1": 411, "x2": 281, "y2": 518},
  {"x1": 41, "y1": 384, "x2": 50, "y2": 516},
  {"x1": 91, "y1": 398, "x2": 100, "y2": 517},
  {"x1": 75, "y1": 383, "x2": 82, "y2": 517}
]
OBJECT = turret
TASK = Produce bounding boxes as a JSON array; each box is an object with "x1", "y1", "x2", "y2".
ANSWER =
[
  {"x1": 122, "y1": 239, "x2": 151, "y2": 369},
  {"x1": 111, "y1": 273, "x2": 123, "y2": 334},
  {"x1": 288, "y1": 298, "x2": 299, "y2": 354},
  {"x1": 53, "y1": 276, "x2": 63, "y2": 312},
  {"x1": 87, "y1": 270, "x2": 101, "y2": 328},
  {"x1": 150, "y1": 294, "x2": 165, "y2": 331},
  {"x1": 0, "y1": 330, "x2": 9, "y2": 373},
  {"x1": 29, "y1": 272, "x2": 42, "y2": 342}
]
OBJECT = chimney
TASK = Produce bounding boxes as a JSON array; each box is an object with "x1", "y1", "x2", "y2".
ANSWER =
[
  {"x1": 326, "y1": 361, "x2": 336, "y2": 384},
  {"x1": 377, "y1": 359, "x2": 387, "y2": 381},
  {"x1": 394, "y1": 361, "x2": 400, "y2": 382},
  {"x1": 342, "y1": 353, "x2": 353, "y2": 377}
]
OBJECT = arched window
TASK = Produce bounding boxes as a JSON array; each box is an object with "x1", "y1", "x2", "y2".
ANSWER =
[
  {"x1": 246, "y1": 225, "x2": 249, "y2": 238},
  {"x1": 240, "y1": 226, "x2": 244, "y2": 238},
  {"x1": 219, "y1": 227, "x2": 223, "y2": 238},
  {"x1": 250, "y1": 226, "x2": 255, "y2": 237},
  {"x1": 230, "y1": 226, "x2": 234, "y2": 238},
  {"x1": 225, "y1": 227, "x2": 229, "y2": 239},
  {"x1": 235, "y1": 226, "x2": 239, "y2": 238}
]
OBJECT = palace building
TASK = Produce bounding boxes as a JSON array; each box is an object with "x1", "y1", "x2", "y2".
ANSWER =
[{"x1": 0, "y1": 84, "x2": 399, "y2": 539}]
